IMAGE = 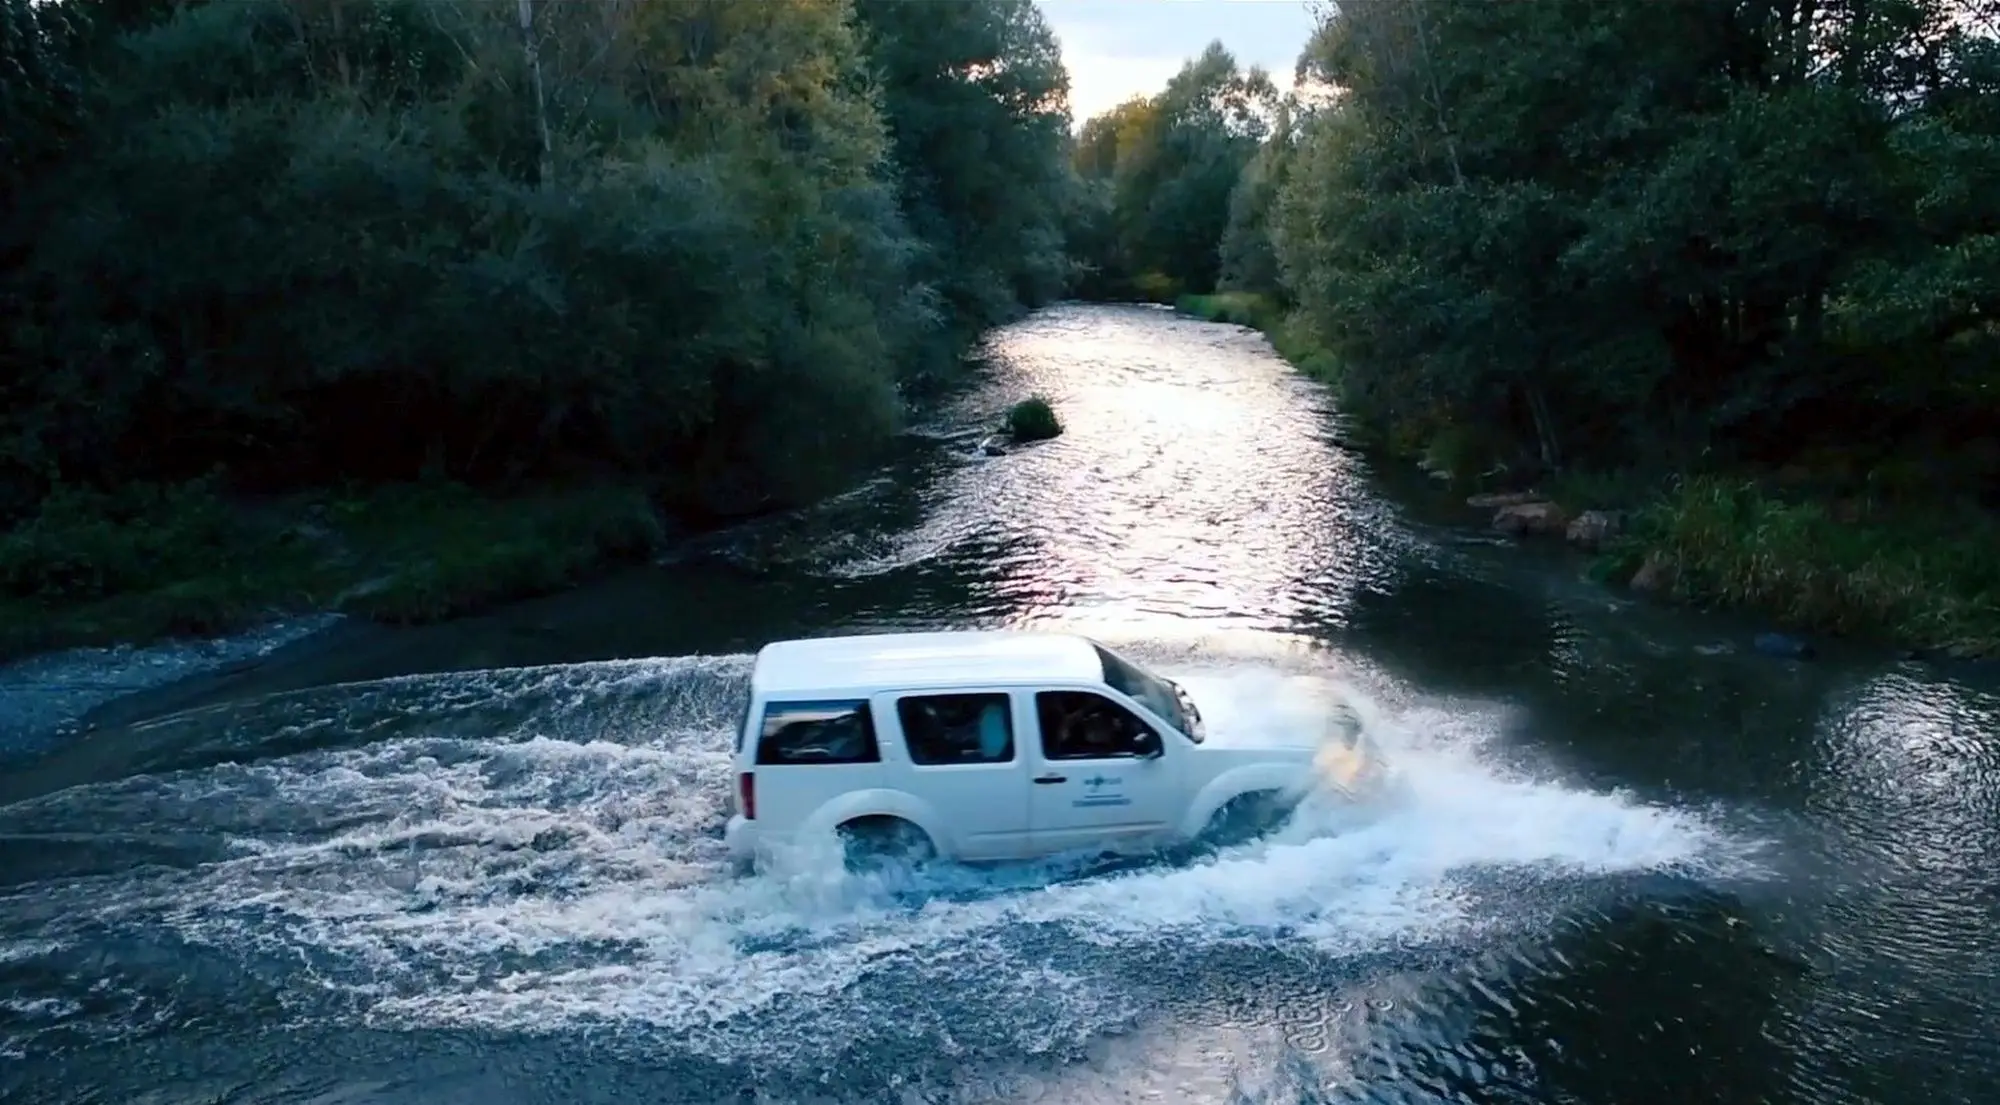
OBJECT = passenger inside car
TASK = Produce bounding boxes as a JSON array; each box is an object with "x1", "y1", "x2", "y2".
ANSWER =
[{"x1": 900, "y1": 694, "x2": 1014, "y2": 764}]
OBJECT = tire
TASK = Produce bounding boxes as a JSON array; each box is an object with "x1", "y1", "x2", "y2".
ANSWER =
[
  {"x1": 835, "y1": 817, "x2": 936, "y2": 877},
  {"x1": 1200, "y1": 790, "x2": 1291, "y2": 850}
]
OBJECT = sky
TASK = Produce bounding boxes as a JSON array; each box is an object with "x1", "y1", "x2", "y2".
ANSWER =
[{"x1": 1036, "y1": 0, "x2": 1322, "y2": 125}]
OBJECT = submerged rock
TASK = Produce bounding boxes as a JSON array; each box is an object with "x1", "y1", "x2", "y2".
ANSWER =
[
  {"x1": 1629, "y1": 551, "x2": 1675, "y2": 593},
  {"x1": 1753, "y1": 632, "x2": 1816, "y2": 660}
]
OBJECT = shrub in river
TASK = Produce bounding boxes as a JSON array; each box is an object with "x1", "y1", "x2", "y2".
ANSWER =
[{"x1": 1006, "y1": 395, "x2": 1063, "y2": 443}]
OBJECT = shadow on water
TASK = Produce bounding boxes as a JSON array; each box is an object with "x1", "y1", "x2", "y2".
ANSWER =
[{"x1": 3, "y1": 304, "x2": 2000, "y2": 1105}]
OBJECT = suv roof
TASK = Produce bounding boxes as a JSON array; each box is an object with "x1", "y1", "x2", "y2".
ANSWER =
[{"x1": 750, "y1": 630, "x2": 1104, "y2": 697}]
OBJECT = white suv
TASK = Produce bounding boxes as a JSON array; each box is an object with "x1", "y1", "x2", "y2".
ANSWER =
[{"x1": 723, "y1": 629, "x2": 1382, "y2": 873}]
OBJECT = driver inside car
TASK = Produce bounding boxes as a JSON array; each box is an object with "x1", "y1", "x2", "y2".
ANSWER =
[{"x1": 1053, "y1": 697, "x2": 1127, "y2": 758}]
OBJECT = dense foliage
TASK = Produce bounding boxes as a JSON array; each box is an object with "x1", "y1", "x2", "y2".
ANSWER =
[
  {"x1": 0, "y1": 0, "x2": 1074, "y2": 526},
  {"x1": 1065, "y1": 41, "x2": 1278, "y2": 300},
  {"x1": 9, "y1": 0, "x2": 1998, "y2": 655},
  {"x1": 1087, "y1": 0, "x2": 2000, "y2": 491},
  {"x1": 1080, "y1": 1, "x2": 2000, "y2": 651}
]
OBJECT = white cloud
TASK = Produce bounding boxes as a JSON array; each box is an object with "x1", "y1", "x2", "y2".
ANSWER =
[{"x1": 1039, "y1": 0, "x2": 1319, "y2": 123}]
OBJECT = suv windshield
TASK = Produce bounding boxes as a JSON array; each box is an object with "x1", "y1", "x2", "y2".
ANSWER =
[{"x1": 1092, "y1": 642, "x2": 1194, "y2": 738}]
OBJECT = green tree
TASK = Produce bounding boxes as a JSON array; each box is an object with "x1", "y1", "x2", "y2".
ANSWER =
[
  {"x1": 1217, "y1": 95, "x2": 1298, "y2": 300},
  {"x1": 1267, "y1": 0, "x2": 2000, "y2": 478},
  {"x1": 852, "y1": 0, "x2": 1074, "y2": 357},
  {"x1": 2, "y1": 0, "x2": 1061, "y2": 523},
  {"x1": 1069, "y1": 41, "x2": 1275, "y2": 299}
]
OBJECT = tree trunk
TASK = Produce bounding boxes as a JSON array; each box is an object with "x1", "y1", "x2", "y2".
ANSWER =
[
  {"x1": 1409, "y1": 2, "x2": 1465, "y2": 186},
  {"x1": 517, "y1": 0, "x2": 554, "y2": 189},
  {"x1": 1523, "y1": 373, "x2": 1561, "y2": 472}
]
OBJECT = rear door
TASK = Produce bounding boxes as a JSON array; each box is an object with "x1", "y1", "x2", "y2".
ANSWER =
[
  {"x1": 751, "y1": 697, "x2": 884, "y2": 835},
  {"x1": 1026, "y1": 688, "x2": 1182, "y2": 855},
  {"x1": 875, "y1": 687, "x2": 1032, "y2": 861}
]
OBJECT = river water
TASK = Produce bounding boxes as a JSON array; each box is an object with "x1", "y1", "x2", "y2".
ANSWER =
[{"x1": 2, "y1": 303, "x2": 1997, "y2": 1104}]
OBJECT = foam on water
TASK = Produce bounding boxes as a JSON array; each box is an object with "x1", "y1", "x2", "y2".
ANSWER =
[
  {"x1": 0, "y1": 650, "x2": 1763, "y2": 1071},
  {"x1": 0, "y1": 614, "x2": 341, "y2": 755}
]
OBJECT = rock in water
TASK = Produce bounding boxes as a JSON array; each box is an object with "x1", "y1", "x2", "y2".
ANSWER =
[
  {"x1": 1492, "y1": 501, "x2": 1569, "y2": 537},
  {"x1": 1566, "y1": 509, "x2": 1622, "y2": 549},
  {"x1": 1467, "y1": 491, "x2": 1548, "y2": 509},
  {"x1": 1753, "y1": 632, "x2": 1815, "y2": 659},
  {"x1": 1629, "y1": 551, "x2": 1675, "y2": 593}
]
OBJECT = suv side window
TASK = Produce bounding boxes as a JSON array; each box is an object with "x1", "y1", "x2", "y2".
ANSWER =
[
  {"x1": 755, "y1": 700, "x2": 879, "y2": 765},
  {"x1": 1035, "y1": 690, "x2": 1157, "y2": 761},
  {"x1": 896, "y1": 692, "x2": 1015, "y2": 765}
]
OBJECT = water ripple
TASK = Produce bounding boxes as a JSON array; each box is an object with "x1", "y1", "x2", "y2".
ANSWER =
[{"x1": 818, "y1": 305, "x2": 1414, "y2": 640}]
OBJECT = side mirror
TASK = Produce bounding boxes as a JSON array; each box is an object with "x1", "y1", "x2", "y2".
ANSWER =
[{"x1": 1133, "y1": 729, "x2": 1164, "y2": 759}]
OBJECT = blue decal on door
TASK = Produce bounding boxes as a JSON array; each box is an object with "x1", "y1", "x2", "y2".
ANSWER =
[{"x1": 1072, "y1": 773, "x2": 1131, "y2": 808}]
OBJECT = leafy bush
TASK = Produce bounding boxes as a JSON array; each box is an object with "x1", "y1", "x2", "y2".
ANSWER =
[
  {"x1": 1618, "y1": 476, "x2": 2000, "y2": 655},
  {"x1": 1130, "y1": 271, "x2": 1183, "y2": 304},
  {"x1": 0, "y1": 480, "x2": 261, "y2": 602},
  {"x1": 1176, "y1": 292, "x2": 1281, "y2": 330},
  {"x1": 0, "y1": 0, "x2": 1079, "y2": 543},
  {"x1": 332, "y1": 481, "x2": 667, "y2": 623},
  {"x1": 1006, "y1": 395, "x2": 1063, "y2": 443},
  {"x1": 0, "y1": 477, "x2": 670, "y2": 660}
]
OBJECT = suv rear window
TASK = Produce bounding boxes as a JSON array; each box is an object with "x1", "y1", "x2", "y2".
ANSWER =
[
  {"x1": 897, "y1": 692, "x2": 1015, "y2": 765},
  {"x1": 755, "y1": 699, "x2": 879, "y2": 765},
  {"x1": 734, "y1": 693, "x2": 756, "y2": 754}
]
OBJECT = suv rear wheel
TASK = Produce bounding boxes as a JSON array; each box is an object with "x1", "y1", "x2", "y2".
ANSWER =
[{"x1": 835, "y1": 816, "x2": 935, "y2": 876}]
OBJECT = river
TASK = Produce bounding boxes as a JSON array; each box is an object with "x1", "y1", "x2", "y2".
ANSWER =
[{"x1": 2, "y1": 303, "x2": 1997, "y2": 1104}]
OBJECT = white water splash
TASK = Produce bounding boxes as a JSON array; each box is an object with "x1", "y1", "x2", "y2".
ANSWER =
[
  {"x1": 0, "y1": 650, "x2": 1766, "y2": 1070},
  {"x1": 0, "y1": 614, "x2": 341, "y2": 753}
]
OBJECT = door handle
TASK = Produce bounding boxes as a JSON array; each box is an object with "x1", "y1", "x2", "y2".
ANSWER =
[{"x1": 1034, "y1": 774, "x2": 1067, "y2": 784}]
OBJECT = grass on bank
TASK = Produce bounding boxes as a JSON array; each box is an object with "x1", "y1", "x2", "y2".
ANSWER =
[
  {"x1": 1175, "y1": 290, "x2": 2000, "y2": 658},
  {"x1": 1588, "y1": 474, "x2": 2000, "y2": 657},
  {"x1": 1176, "y1": 291, "x2": 1278, "y2": 329},
  {"x1": 0, "y1": 478, "x2": 667, "y2": 662},
  {"x1": 1177, "y1": 292, "x2": 1342, "y2": 383}
]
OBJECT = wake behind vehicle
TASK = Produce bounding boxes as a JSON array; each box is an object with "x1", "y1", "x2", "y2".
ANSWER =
[{"x1": 723, "y1": 629, "x2": 1384, "y2": 874}]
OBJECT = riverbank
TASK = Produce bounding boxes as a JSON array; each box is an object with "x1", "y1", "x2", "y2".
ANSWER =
[
  {"x1": 0, "y1": 479, "x2": 669, "y2": 664},
  {"x1": 0, "y1": 388, "x2": 1050, "y2": 667},
  {"x1": 1177, "y1": 291, "x2": 2000, "y2": 660}
]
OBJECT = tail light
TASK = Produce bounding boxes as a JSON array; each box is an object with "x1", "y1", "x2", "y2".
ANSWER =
[{"x1": 737, "y1": 772, "x2": 756, "y2": 820}]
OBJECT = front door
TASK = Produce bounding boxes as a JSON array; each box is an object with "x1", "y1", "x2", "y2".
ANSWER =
[{"x1": 1027, "y1": 689, "x2": 1181, "y2": 855}]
